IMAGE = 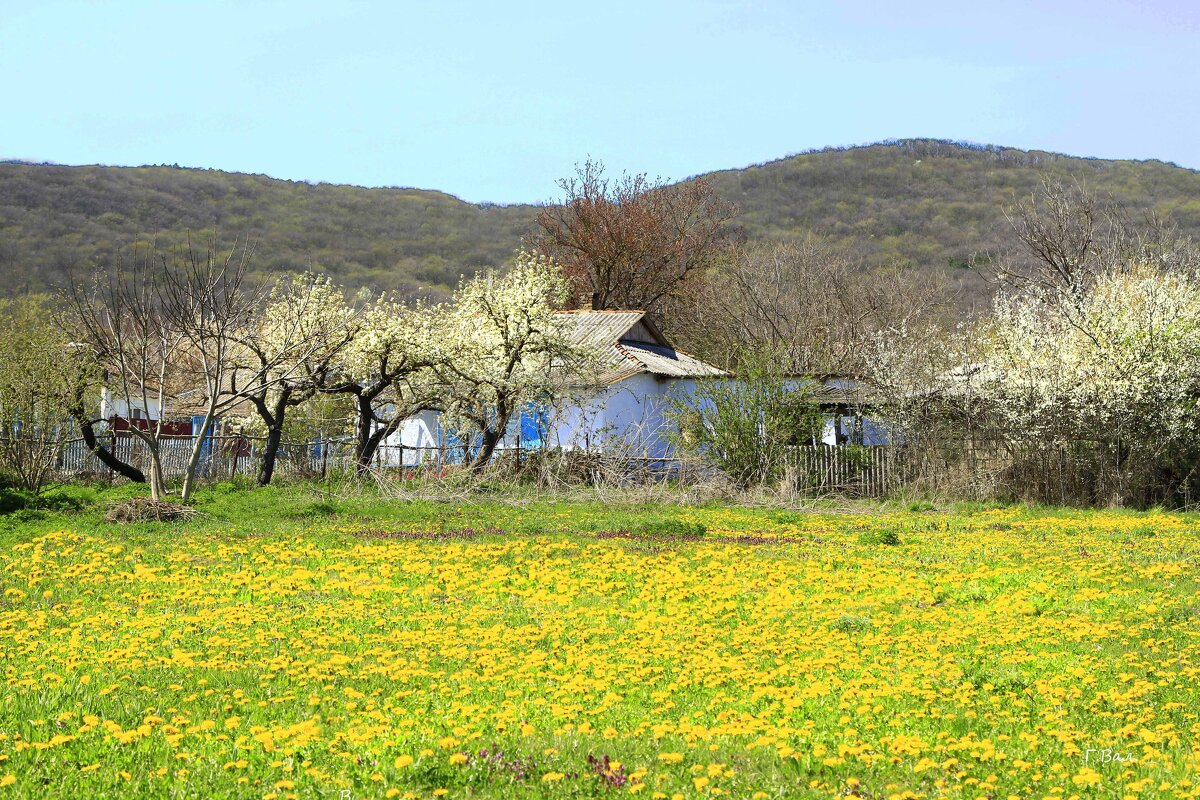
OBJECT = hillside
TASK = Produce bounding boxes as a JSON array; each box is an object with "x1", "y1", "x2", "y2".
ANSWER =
[
  {"x1": 3, "y1": 139, "x2": 1199, "y2": 301},
  {"x1": 0, "y1": 164, "x2": 531, "y2": 298},
  {"x1": 706, "y1": 140, "x2": 1200, "y2": 295}
]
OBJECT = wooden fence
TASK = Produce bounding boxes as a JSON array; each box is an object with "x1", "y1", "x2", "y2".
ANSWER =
[{"x1": 786, "y1": 445, "x2": 903, "y2": 496}]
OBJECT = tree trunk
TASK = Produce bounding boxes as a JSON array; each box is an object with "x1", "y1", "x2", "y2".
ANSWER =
[
  {"x1": 353, "y1": 395, "x2": 376, "y2": 476},
  {"x1": 257, "y1": 425, "x2": 282, "y2": 486},
  {"x1": 147, "y1": 447, "x2": 166, "y2": 502},
  {"x1": 469, "y1": 427, "x2": 502, "y2": 472},
  {"x1": 255, "y1": 390, "x2": 291, "y2": 487},
  {"x1": 468, "y1": 397, "x2": 511, "y2": 473},
  {"x1": 181, "y1": 408, "x2": 216, "y2": 502},
  {"x1": 355, "y1": 409, "x2": 406, "y2": 476},
  {"x1": 79, "y1": 420, "x2": 145, "y2": 483}
]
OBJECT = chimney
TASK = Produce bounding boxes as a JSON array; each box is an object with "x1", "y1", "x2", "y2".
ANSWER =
[{"x1": 590, "y1": 291, "x2": 601, "y2": 310}]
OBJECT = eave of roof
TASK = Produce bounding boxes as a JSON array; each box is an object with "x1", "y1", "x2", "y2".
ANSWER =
[{"x1": 556, "y1": 310, "x2": 727, "y2": 384}]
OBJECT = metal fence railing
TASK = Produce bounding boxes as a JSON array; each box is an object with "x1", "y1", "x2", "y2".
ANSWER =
[{"x1": 55, "y1": 435, "x2": 429, "y2": 480}]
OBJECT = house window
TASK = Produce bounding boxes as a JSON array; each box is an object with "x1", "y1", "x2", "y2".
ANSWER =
[{"x1": 131, "y1": 407, "x2": 145, "y2": 421}]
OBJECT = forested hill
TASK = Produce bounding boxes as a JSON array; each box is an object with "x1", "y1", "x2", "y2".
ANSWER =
[
  {"x1": 0, "y1": 163, "x2": 532, "y2": 298},
  {"x1": 3, "y1": 139, "x2": 1199, "y2": 300}
]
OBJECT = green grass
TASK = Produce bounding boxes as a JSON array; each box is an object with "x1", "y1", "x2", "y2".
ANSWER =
[{"x1": 0, "y1": 482, "x2": 1198, "y2": 798}]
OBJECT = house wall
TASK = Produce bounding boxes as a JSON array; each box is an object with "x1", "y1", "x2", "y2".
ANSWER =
[
  {"x1": 820, "y1": 416, "x2": 889, "y2": 446},
  {"x1": 100, "y1": 390, "x2": 163, "y2": 423},
  {"x1": 99, "y1": 390, "x2": 194, "y2": 437},
  {"x1": 384, "y1": 374, "x2": 891, "y2": 466},
  {"x1": 536, "y1": 373, "x2": 694, "y2": 460},
  {"x1": 377, "y1": 408, "x2": 441, "y2": 466},
  {"x1": 383, "y1": 375, "x2": 698, "y2": 463}
]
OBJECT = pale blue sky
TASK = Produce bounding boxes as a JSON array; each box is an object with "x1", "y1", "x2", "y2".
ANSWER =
[{"x1": 2, "y1": 0, "x2": 1197, "y2": 203}]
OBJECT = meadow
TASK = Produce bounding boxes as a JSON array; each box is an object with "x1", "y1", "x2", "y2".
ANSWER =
[{"x1": 0, "y1": 483, "x2": 1198, "y2": 799}]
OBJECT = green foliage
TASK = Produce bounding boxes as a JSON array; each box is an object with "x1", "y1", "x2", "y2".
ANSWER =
[
  {"x1": 0, "y1": 487, "x2": 37, "y2": 514},
  {"x1": 0, "y1": 163, "x2": 532, "y2": 299},
  {"x1": 667, "y1": 349, "x2": 824, "y2": 487},
  {"x1": 858, "y1": 527, "x2": 902, "y2": 546},
  {"x1": 832, "y1": 613, "x2": 875, "y2": 633},
  {"x1": 289, "y1": 499, "x2": 342, "y2": 519},
  {"x1": 0, "y1": 295, "x2": 95, "y2": 493},
  {"x1": 0, "y1": 485, "x2": 91, "y2": 535},
  {"x1": 636, "y1": 519, "x2": 707, "y2": 538}
]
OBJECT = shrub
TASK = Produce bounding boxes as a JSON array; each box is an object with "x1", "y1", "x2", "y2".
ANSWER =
[
  {"x1": 666, "y1": 348, "x2": 824, "y2": 488},
  {"x1": 637, "y1": 519, "x2": 707, "y2": 539},
  {"x1": 859, "y1": 527, "x2": 902, "y2": 546}
]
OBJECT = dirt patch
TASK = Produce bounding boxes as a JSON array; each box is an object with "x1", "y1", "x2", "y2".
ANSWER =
[
  {"x1": 351, "y1": 527, "x2": 504, "y2": 541},
  {"x1": 593, "y1": 529, "x2": 821, "y2": 546}
]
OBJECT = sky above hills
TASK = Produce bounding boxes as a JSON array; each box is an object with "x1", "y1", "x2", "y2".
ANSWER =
[{"x1": 2, "y1": 0, "x2": 1197, "y2": 203}]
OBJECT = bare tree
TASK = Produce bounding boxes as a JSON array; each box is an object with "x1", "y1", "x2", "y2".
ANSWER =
[
  {"x1": 676, "y1": 239, "x2": 950, "y2": 375},
  {"x1": 64, "y1": 249, "x2": 187, "y2": 501},
  {"x1": 1001, "y1": 178, "x2": 1103, "y2": 300},
  {"x1": 64, "y1": 358, "x2": 146, "y2": 484},
  {"x1": 158, "y1": 243, "x2": 269, "y2": 500},
  {"x1": 65, "y1": 242, "x2": 336, "y2": 500},
  {"x1": 529, "y1": 159, "x2": 736, "y2": 315}
]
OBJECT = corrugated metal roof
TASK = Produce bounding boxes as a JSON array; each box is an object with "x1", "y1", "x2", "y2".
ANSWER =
[
  {"x1": 556, "y1": 310, "x2": 726, "y2": 383},
  {"x1": 618, "y1": 341, "x2": 727, "y2": 378},
  {"x1": 559, "y1": 310, "x2": 648, "y2": 351}
]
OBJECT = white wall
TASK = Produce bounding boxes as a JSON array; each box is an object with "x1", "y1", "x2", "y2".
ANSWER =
[
  {"x1": 383, "y1": 375, "x2": 696, "y2": 463},
  {"x1": 540, "y1": 373, "x2": 692, "y2": 460},
  {"x1": 99, "y1": 388, "x2": 162, "y2": 422},
  {"x1": 378, "y1": 408, "x2": 440, "y2": 466},
  {"x1": 384, "y1": 374, "x2": 891, "y2": 464}
]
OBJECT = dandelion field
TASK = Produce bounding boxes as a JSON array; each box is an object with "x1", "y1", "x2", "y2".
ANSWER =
[{"x1": 1, "y1": 488, "x2": 1198, "y2": 799}]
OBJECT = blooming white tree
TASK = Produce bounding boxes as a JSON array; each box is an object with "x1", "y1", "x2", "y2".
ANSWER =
[
  {"x1": 315, "y1": 293, "x2": 441, "y2": 474},
  {"x1": 235, "y1": 273, "x2": 359, "y2": 485},
  {"x1": 976, "y1": 263, "x2": 1200, "y2": 503},
  {"x1": 434, "y1": 251, "x2": 583, "y2": 471}
]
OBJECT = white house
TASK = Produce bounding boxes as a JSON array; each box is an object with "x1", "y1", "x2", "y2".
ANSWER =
[
  {"x1": 379, "y1": 310, "x2": 725, "y2": 465},
  {"x1": 381, "y1": 310, "x2": 890, "y2": 467},
  {"x1": 533, "y1": 310, "x2": 729, "y2": 458}
]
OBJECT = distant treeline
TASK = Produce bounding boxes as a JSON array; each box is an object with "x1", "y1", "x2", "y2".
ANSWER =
[{"x1": 3, "y1": 139, "x2": 1199, "y2": 304}]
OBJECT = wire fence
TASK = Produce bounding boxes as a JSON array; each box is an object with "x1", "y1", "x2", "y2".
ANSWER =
[
  {"x1": 50, "y1": 434, "x2": 696, "y2": 484},
  {"x1": 35, "y1": 433, "x2": 1200, "y2": 505},
  {"x1": 55, "y1": 435, "x2": 438, "y2": 480},
  {"x1": 44, "y1": 433, "x2": 914, "y2": 495}
]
